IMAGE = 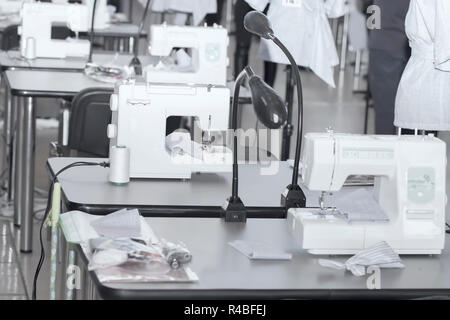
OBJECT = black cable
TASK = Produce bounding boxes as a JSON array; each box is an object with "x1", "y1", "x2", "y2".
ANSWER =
[
  {"x1": 31, "y1": 161, "x2": 109, "y2": 300},
  {"x1": 446, "y1": 222, "x2": 450, "y2": 234},
  {"x1": 129, "y1": 0, "x2": 152, "y2": 75},
  {"x1": 87, "y1": 0, "x2": 98, "y2": 63}
]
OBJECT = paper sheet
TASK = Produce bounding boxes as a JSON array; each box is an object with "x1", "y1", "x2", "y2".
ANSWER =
[{"x1": 229, "y1": 240, "x2": 292, "y2": 260}]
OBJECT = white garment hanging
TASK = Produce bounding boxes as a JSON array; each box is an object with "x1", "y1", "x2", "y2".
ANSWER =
[
  {"x1": 244, "y1": 0, "x2": 347, "y2": 87},
  {"x1": 395, "y1": 0, "x2": 450, "y2": 131},
  {"x1": 147, "y1": 0, "x2": 217, "y2": 26}
]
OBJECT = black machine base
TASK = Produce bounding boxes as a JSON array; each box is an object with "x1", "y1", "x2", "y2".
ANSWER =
[
  {"x1": 223, "y1": 197, "x2": 247, "y2": 223},
  {"x1": 281, "y1": 184, "x2": 306, "y2": 209}
]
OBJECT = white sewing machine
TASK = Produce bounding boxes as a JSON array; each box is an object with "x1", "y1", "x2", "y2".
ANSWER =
[
  {"x1": 18, "y1": 1, "x2": 110, "y2": 59},
  {"x1": 288, "y1": 132, "x2": 447, "y2": 255},
  {"x1": 107, "y1": 79, "x2": 232, "y2": 183},
  {"x1": 145, "y1": 23, "x2": 229, "y2": 86}
]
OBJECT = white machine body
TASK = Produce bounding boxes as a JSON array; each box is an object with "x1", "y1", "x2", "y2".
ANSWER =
[
  {"x1": 108, "y1": 80, "x2": 232, "y2": 182},
  {"x1": 288, "y1": 133, "x2": 447, "y2": 255},
  {"x1": 19, "y1": 1, "x2": 110, "y2": 59},
  {"x1": 145, "y1": 24, "x2": 229, "y2": 86}
]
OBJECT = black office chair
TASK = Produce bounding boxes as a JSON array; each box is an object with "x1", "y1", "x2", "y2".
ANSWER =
[
  {"x1": 66, "y1": 87, "x2": 114, "y2": 158},
  {"x1": 51, "y1": 88, "x2": 113, "y2": 158},
  {"x1": 1, "y1": 24, "x2": 20, "y2": 51}
]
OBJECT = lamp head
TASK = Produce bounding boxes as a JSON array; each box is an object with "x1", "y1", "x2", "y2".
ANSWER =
[
  {"x1": 246, "y1": 72, "x2": 287, "y2": 129},
  {"x1": 244, "y1": 11, "x2": 274, "y2": 39}
]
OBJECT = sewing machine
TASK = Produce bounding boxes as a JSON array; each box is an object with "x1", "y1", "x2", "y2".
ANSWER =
[
  {"x1": 145, "y1": 23, "x2": 229, "y2": 86},
  {"x1": 288, "y1": 132, "x2": 447, "y2": 255},
  {"x1": 107, "y1": 79, "x2": 232, "y2": 183},
  {"x1": 18, "y1": 1, "x2": 110, "y2": 59}
]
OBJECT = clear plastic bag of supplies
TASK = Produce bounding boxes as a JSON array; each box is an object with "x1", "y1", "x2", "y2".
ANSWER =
[{"x1": 88, "y1": 237, "x2": 198, "y2": 283}]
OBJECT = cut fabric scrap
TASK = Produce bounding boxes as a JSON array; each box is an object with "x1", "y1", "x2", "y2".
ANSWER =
[
  {"x1": 319, "y1": 241, "x2": 405, "y2": 276},
  {"x1": 90, "y1": 208, "x2": 141, "y2": 238},
  {"x1": 229, "y1": 240, "x2": 292, "y2": 260}
]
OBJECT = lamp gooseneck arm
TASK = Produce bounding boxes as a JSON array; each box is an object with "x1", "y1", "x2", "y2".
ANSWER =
[
  {"x1": 231, "y1": 69, "x2": 248, "y2": 200},
  {"x1": 88, "y1": 0, "x2": 98, "y2": 63},
  {"x1": 135, "y1": 0, "x2": 152, "y2": 59},
  {"x1": 271, "y1": 36, "x2": 303, "y2": 186}
]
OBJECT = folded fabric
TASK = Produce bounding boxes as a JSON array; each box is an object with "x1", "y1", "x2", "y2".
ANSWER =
[
  {"x1": 319, "y1": 241, "x2": 405, "y2": 276},
  {"x1": 90, "y1": 209, "x2": 141, "y2": 238},
  {"x1": 229, "y1": 240, "x2": 292, "y2": 260},
  {"x1": 332, "y1": 188, "x2": 389, "y2": 223}
]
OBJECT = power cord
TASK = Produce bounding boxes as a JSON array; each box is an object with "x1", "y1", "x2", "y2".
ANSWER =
[
  {"x1": 446, "y1": 222, "x2": 450, "y2": 234},
  {"x1": 32, "y1": 161, "x2": 109, "y2": 300}
]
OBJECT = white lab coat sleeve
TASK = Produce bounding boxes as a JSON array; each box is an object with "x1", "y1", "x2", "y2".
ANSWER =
[
  {"x1": 245, "y1": 0, "x2": 270, "y2": 12},
  {"x1": 324, "y1": 0, "x2": 348, "y2": 18},
  {"x1": 434, "y1": 0, "x2": 450, "y2": 71}
]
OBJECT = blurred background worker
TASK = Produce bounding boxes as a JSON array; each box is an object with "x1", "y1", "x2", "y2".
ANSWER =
[
  {"x1": 395, "y1": 0, "x2": 450, "y2": 132},
  {"x1": 367, "y1": 0, "x2": 411, "y2": 134}
]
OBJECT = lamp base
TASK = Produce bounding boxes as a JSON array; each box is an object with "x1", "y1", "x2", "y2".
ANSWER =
[
  {"x1": 129, "y1": 57, "x2": 143, "y2": 76},
  {"x1": 281, "y1": 184, "x2": 306, "y2": 209},
  {"x1": 223, "y1": 197, "x2": 247, "y2": 223}
]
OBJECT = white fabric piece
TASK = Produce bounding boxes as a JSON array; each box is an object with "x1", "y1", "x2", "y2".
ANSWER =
[
  {"x1": 319, "y1": 241, "x2": 405, "y2": 276},
  {"x1": 59, "y1": 210, "x2": 158, "y2": 244},
  {"x1": 229, "y1": 240, "x2": 292, "y2": 260},
  {"x1": 395, "y1": 0, "x2": 450, "y2": 131},
  {"x1": 146, "y1": 0, "x2": 217, "y2": 25},
  {"x1": 165, "y1": 131, "x2": 205, "y2": 160},
  {"x1": 244, "y1": 0, "x2": 346, "y2": 87},
  {"x1": 90, "y1": 209, "x2": 141, "y2": 238},
  {"x1": 332, "y1": 188, "x2": 389, "y2": 223}
]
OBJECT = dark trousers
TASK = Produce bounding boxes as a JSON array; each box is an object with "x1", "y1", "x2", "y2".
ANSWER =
[
  {"x1": 369, "y1": 49, "x2": 409, "y2": 134},
  {"x1": 205, "y1": 0, "x2": 226, "y2": 25},
  {"x1": 234, "y1": 0, "x2": 277, "y2": 86}
]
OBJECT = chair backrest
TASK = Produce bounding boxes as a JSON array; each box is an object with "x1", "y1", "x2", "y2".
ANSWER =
[
  {"x1": 1, "y1": 24, "x2": 19, "y2": 51},
  {"x1": 68, "y1": 87, "x2": 114, "y2": 157}
]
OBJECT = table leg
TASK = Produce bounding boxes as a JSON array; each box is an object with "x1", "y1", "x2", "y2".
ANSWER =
[
  {"x1": 13, "y1": 97, "x2": 24, "y2": 227},
  {"x1": 128, "y1": 36, "x2": 135, "y2": 55},
  {"x1": 9, "y1": 98, "x2": 17, "y2": 204},
  {"x1": 19, "y1": 96, "x2": 36, "y2": 253},
  {"x1": 2, "y1": 81, "x2": 12, "y2": 198},
  {"x1": 339, "y1": 12, "x2": 349, "y2": 71}
]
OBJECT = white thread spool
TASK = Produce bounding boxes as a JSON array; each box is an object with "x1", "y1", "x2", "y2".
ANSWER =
[
  {"x1": 109, "y1": 145, "x2": 130, "y2": 185},
  {"x1": 24, "y1": 37, "x2": 36, "y2": 60}
]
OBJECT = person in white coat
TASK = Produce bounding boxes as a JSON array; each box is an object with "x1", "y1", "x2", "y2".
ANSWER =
[
  {"x1": 244, "y1": 0, "x2": 347, "y2": 88},
  {"x1": 395, "y1": 0, "x2": 450, "y2": 131}
]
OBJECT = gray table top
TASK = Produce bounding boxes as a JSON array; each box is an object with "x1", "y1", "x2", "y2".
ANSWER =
[
  {"x1": 5, "y1": 69, "x2": 116, "y2": 98},
  {"x1": 48, "y1": 157, "x2": 298, "y2": 214},
  {"x1": 80, "y1": 217, "x2": 450, "y2": 299},
  {"x1": 0, "y1": 51, "x2": 156, "y2": 72},
  {"x1": 47, "y1": 157, "x2": 365, "y2": 216}
]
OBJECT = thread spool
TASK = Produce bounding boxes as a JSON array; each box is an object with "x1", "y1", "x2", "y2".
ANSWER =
[
  {"x1": 24, "y1": 37, "x2": 36, "y2": 60},
  {"x1": 109, "y1": 145, "x2": 130, "y2": 185}
]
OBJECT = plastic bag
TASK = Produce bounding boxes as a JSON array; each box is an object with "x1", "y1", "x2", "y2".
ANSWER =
[{"x1": 87, "y1": 237, "x2": 197, "y2": 283}]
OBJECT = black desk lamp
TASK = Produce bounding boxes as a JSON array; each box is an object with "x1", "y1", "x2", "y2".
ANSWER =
[
  {"x1": 244, "y1": 11, "x2": 306, "y2": 209},
  {"x1": 224, "y1": 66, "x2": 287, "y2": 223},
  {"x1": 129, "y1": 0, "x2": 152, "y2": 76},
  {"x1": 87, "y1": 0, "x2": 98, "y2": 63}
]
